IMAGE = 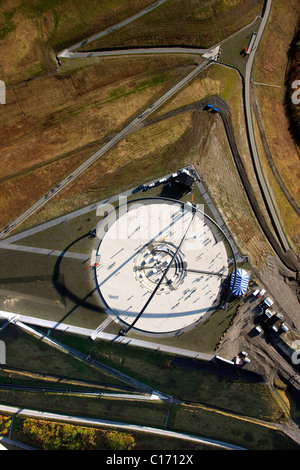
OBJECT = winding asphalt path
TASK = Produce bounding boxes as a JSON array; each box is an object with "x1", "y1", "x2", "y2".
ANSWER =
[
  {"x1": 244, "y1": 0, "x2": 290, "y2": 253},
  {"x1": 0, "y1": 57, "x2": 211, "y2": 239},
  {"x1": 0, "y1": 0, "x2": 214, "y2": 239},
  {"x1": 59, "y1": 46, "x2": 209, "y2": 59},
  {"x1": 11, "y1": 317, "x2": 171, "y2": 399},
  {"x1": 0, "y1": 383, "x2": 163, "y2": 401},
  {"x1": 1, "y1": 0, "x2": 299, "y2": 451},
  {"x1": 57, "y1": 0, "x2": 169, "y2": 56},
  {"x1": 138, "y1": 95, "x2": 299, "y2": 272},
  {"x1": 0, "y1": 404, "x2": 246, "y2": 450},
  {"x1": 2, "y1": 0, "x2": 296, "y2": 276}
]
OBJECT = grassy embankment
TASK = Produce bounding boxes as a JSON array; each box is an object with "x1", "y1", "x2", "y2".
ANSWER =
[
  {"x1": 0, "y1": 323, "x2": 298, "y2": 450},
  {"x1": 78, "y1": 0, "x2": 263, "y2": 51},
  {"x1": 12, "y1": 62, "x2": 273, "y2": 269},
  {"x1": 285, "y1": 23, "x2": 300, "y2": 148},
  {"x1": 252, "y1": 0, "x2": 300, "y2": 255},
  {"x1": 0, "y1": 53, "x2": 195, "y2": 228},
  {"x1": 0, "y1": 0, "x2": 154, "y2": 83},
  {"x1": 1, "y1": 0, "x2": 263, "y2": 237},
  {"x1": 0, "y1": 175, "x2": 240, "y2": 353},
  {"x1": 0, "y1": 0, "x2": 273, "y2": 276}
]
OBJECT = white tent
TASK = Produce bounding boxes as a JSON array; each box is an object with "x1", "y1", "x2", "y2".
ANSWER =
[{"x1": 230, "y1": 269, "x2": 249, "y2": 296}]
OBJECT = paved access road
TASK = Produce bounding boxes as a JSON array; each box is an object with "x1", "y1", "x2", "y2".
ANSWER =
[
  {"x1": 2, "y1": 0, "x2": 293, "y2": 275},
  {"x1": 0, "y1": 0, "x2": 217, "y2": 239},
  {"x1": 59, "y1": 46, "x2": 209, "y2": 59},
  {"x1": 0, "y1": 404, "x2": 246, "y2": 450},
  {"x1": 244, "y1": 0, "x2": 290, "y2": 253},
  {"x1": 58, "y1": 0, "x2": 169, "y2": 56},
  {"x1": 0, "y1": 57, "x2": 211, "y2": 239}
]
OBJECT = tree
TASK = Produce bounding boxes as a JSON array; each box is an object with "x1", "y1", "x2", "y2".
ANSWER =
[
  {"x1": 104, "y1": 431, "x2": 135, "y2": 450},
  {"x1": 0, "y1": 415, "x2": 11, "y2": 435}
]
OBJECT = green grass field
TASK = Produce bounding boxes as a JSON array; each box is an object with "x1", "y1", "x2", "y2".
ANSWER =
[
  {"x1": 0, "y1": 323, "x2": 298, "y2": 450},
  {"x1": 77, "y1": 0, "x2": 263, "y2": 51},
  {"x1": 219, "y1": 16, "x2": 262, "y2": 77}
]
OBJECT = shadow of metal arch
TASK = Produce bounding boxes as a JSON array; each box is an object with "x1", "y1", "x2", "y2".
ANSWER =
[{"x1": 52, "y1": 232, "x2": 104, "y2": 329}]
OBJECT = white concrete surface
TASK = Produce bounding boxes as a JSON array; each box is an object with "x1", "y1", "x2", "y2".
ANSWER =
[{"x1": 95, "y1": 201, "x2": 228, "y2": 335}]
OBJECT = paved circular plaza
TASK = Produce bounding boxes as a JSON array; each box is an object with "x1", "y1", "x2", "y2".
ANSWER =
[{"x1": 94, "y1": 198, "x2": 230, "y2": 336}]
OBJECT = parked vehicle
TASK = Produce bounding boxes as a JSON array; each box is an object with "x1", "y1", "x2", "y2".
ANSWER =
[
  {"x1": 257, "y1": 289, "x2": 266, "y2": 298},
  {"x1": 263, "y1": 297, "x2": 274, "y2": 308}
]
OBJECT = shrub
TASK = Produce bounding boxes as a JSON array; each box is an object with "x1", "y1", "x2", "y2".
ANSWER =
[
  {"x1": 0, "y1": 415, "x2": 11, "y2": 435},
  {"x1": 22, "y1": 418, "x2": 135, "y2": 450},
  {"x1": 104, "y1": 431, "x2": 135, "y2": 450}
]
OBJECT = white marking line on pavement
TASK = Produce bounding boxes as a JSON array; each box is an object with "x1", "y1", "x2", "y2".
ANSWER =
[{"x1": 0, "y1": 243, "x2": 89, "y2": 260}]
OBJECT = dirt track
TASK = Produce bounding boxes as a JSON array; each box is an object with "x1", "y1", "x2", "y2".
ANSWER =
[
  {"x1": 251, "y1": 84, "x2": 300, "y2": 218},
  {"x1": 146, "y1": 96, "x2": 300, "y2": 385},
  {"x1": 146, "y1": 96, "x2": 300, "y2": 274}
]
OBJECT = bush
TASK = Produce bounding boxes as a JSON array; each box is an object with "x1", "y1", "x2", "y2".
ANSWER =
[
  {"x1": 22, "y1": 418, "x2": 135, "y2": 450},
  {"x1": 104, "y1": 431, "x2": 135, "y2": 450},
  {"x1": 0, "y1": 415, "x2": 11, "y2": 435}
]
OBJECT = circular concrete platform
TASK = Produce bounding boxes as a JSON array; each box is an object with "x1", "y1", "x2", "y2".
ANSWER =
[{"x1": 94, "y1": 198, "x2": 230, "y2": 336}]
